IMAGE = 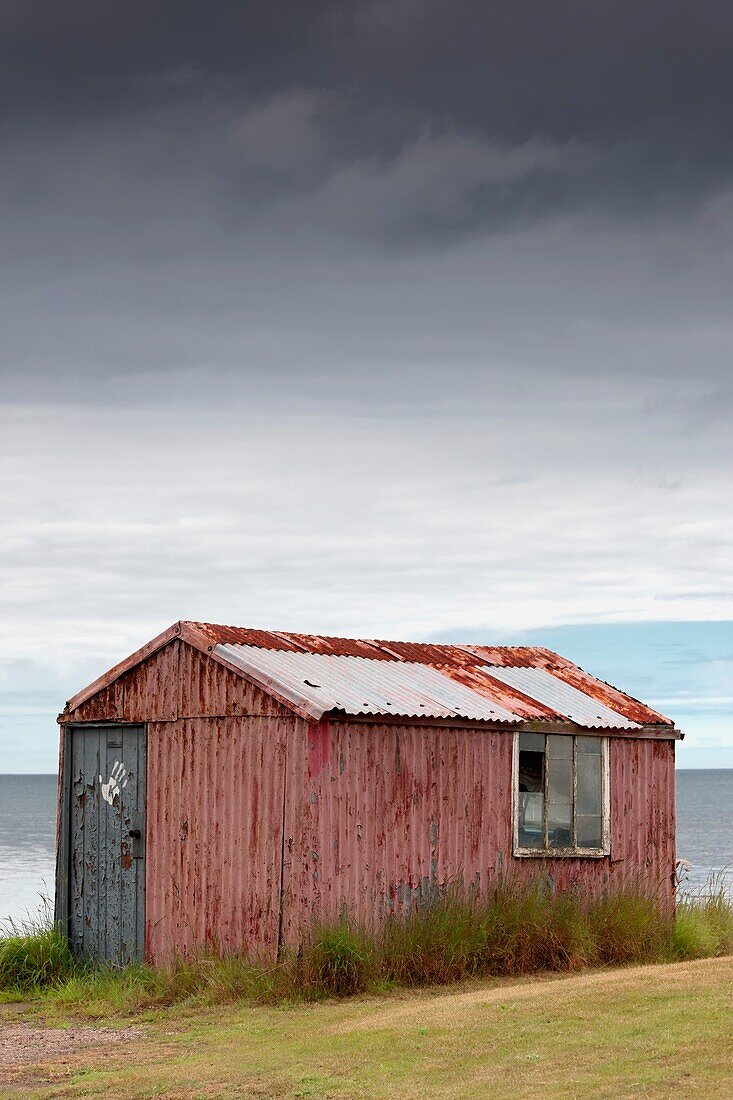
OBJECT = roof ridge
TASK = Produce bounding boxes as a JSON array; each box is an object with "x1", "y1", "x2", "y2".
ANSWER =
[{"x1": 187, "y1": 622, "x2": 539, "y2": 653}]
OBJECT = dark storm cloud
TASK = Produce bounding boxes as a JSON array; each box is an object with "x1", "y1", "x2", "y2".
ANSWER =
[
  {"x1": 2, "y1": 0, "x2": 732, "y2": 395},
  {"x1": 2, "y1": 0, "x2": 733, "y2": 228},
  {"x1": 4, "y1": 1, "x2": 733, "y2": 138}
]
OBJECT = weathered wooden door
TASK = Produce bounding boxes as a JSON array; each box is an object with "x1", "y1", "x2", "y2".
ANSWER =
[{"x1": 67, "y1": 725, "x2": 146, "y2": 964}]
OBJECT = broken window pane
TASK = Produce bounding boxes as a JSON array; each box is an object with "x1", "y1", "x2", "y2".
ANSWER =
[
  {"x1": 519, "y1": 732, "x2": 545, "y2": 753},
  {"x1": 518, "y1": 735, "x2": 545, "y2": 849}
]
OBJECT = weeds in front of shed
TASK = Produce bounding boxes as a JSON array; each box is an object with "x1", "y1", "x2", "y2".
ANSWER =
[
  {"x1": 376, "y1": 880, "x2": 667, "y2": 986},
  {"x1": 296, "y1": 921, "x2": 376, "y2": 997},
  {"x1": 673, "y1": 873, "x2": 733, "y2": 961},
  {"x1": 3, "y1": 874, "x2": 732, "y2": 1012},
  {"x1": 46, "y1": 962, "x2": 168, "y2": 1013},
  {"x1": 585, "y1": 889, "x2": 670, "y2": 964},
  {"x1": 0, "y1": 914, "x2": 73, "y2": 994}
]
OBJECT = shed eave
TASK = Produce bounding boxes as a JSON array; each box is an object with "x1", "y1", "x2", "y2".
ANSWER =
[
  {"x1": 61, "y1": 622, "x2": 320, "y2": 725},
  {"x1": 324, "y1": 710, "x2": 684, "y2": 739}
]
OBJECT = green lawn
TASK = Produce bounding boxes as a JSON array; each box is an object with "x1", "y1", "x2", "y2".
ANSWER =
[{"x1": 4, "y1": 956, "x2": 733, "y2": 1099}]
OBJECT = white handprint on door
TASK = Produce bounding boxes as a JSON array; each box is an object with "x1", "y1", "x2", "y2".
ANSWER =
[{"x1": 99, "y1": 760, "x2": 128, "y2": 806}]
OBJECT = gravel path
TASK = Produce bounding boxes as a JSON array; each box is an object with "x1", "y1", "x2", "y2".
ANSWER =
[{"x1": 0, "y1": 1020, "x2": 139, "y2": 1067}]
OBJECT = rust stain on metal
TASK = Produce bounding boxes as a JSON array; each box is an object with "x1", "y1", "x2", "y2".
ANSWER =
[
  {"x1": 307, "y1": 720, "x2": 332, "y2": 780},
  {"x1": 199, "y1": 625, "x2": 672, "y2": 729}
]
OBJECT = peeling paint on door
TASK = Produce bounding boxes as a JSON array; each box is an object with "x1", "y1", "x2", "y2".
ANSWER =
[{"x1": 68, "y1": 725, "x2": 146, "y2": 965}]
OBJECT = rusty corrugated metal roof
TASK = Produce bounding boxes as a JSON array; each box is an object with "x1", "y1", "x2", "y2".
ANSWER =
[
  {"x1": 62, "y1": 621, "x2": 674, "y2": 730},
  {"x1": 484, "y1": 665, "x2": 639, "y2": 729},
  {"x1": 216, "y1": 646, "x2": 522, "y2": 723},
  {"x1": 192, "y1": 622, "x2": 673, "y2": 729}
]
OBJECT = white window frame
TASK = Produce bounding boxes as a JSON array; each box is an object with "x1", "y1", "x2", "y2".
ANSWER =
[{"x1": 512, "y1": 731, "x2": 611, "y2": 858}]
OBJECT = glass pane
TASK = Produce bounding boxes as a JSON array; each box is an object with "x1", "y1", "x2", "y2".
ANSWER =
[
  {"x1": 577, "y1": 752, "x2": 602, "y2": 815},
  {"x1": 576, "y1": 736, "x2": 602, "y2": 755},
  {"x1": 547, "y1": 801, "x2": 572, "y2": 847},
  {"x1": 519, "y1": 732, "x2": 545, "y2": 752},
  {"x1": 548, "y1": 759, "x2": 572, "y2": 802},
  {"x1": 518, "y1": 792, "x2": 544, "y2": 848},
  {"x1": 577, "y1": 814, "x2": 602, "y2": 849},
  {"x1": 547, "y1": 734, "x2": 573, "y2": 759},
  {"x1": 547, "y1": 751, "x2": 572, "y2": 848}
]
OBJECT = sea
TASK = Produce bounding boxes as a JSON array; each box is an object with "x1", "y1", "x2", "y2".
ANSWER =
[{"x1": 1, "y1": 771, "x2": 732, "y2": 929}]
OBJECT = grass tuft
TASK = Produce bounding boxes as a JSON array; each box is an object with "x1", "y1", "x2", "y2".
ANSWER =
[
  {"x1": 0, "y1": 922, "x2": 73, "y2": 991},
  {"x1": 298, "y1": 922, "x2": 376, "y2": 997},
  {"x1": 673, "y1": 875, "x2": 733, "y2": 960}
]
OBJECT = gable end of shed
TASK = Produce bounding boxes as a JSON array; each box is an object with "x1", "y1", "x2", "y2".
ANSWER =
[{"x1": 59, "y1": 626, "x2": 301, "y2": 725}]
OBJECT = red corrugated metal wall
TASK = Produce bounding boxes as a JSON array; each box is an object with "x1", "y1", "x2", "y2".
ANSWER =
[
  {"x1": 280, "y1": 720, "x2": 513, "y2": 941},
  {"x1": 279, "y1": 720, "x2": 676, "y2": 943},
  {"x1": 62, "y1": 643, "x2": 676, "y2": 962},
  {"x1": 145, "y1": 714, "x2": 293, "y2": 961},
  {"x1": 610, "y1": 736, "x2": 676, "y2": 892}
]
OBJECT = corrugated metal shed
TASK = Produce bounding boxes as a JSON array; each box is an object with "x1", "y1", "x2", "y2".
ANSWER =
[{"x1": 56, "y1": 621, "x2": 681, "y2": 967}]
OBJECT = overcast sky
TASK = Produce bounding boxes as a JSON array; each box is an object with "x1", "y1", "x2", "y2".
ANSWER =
[{"x1": 1, "y1": 1, "x2": 732, "y2": 770}]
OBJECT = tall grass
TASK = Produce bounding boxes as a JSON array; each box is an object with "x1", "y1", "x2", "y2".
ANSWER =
[
  {"x1": 0, "y1": 912, "x2": 73, "y2": 992},
  {"x1": 2, "y1": 876, "x2": 731, "y2": 1012},
  {"x1": 376, "y1": 881, "x2": 671, "y2": 987},
  {"x1": 673, "y1": 881, "x2": 733, "y2": 961}
]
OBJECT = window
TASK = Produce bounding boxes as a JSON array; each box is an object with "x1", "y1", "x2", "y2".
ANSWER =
[{"x1": 514, "y1": 732, "x2": 608, "y2": 856}]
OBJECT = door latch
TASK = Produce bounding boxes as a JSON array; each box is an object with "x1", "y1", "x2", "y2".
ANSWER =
[{"x1": 128, "y1": 811, "x2": 145, "y2": 859}]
